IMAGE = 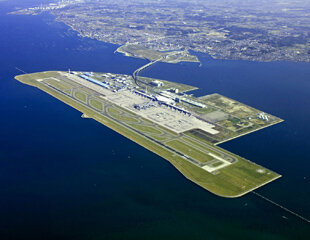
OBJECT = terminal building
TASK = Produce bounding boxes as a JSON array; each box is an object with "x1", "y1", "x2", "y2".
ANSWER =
[
  {"x1": 179, "y1": 97, "x2": 206, "y2": 108},
  {"x1": 79, "y1": 74, "x2": 110, "y2": 89}
]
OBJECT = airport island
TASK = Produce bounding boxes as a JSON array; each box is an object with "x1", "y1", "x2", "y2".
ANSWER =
[{"x1": 15, "y1": 69, "x2": 283, "y2": 198}]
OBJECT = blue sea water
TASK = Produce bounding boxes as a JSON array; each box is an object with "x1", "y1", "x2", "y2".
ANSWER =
[{"x1": 0, "y1": 0, "x2": 310, "y2": 239}]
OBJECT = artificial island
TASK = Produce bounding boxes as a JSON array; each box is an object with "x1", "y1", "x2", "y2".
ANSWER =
[{"x1": 15, "y1": 61, "x2": 283, "y2": 198}]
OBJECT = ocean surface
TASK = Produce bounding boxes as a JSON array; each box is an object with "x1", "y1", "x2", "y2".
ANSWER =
[{"x1": 0, "y1": 1, "x2": 309, "y2": 239}]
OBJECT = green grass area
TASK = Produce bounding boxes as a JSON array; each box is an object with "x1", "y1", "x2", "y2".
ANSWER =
[
  {"x1": 182, "y1": 137, "x2": 222, "y2": 157},
  {"x1": 89, "y1": 99, "x2": 103, "y2": 111},
  {"x1": 107, "y1": 109, "x2": 140, "y2": 123},
  {"x1": 111, "y1": 115, "x2": 140, "y2": 123},
  {"x1": 74, "y1": 91, "x2": 87, "y2": 102},
  {"x1": 107, "y1": 107, "x2": 122, "y2": 115},
  {"x1": 129, "y1": 124, "x2": 163, "y2": 135},
  {"x1": 166, "y1": 139, "x2": 214, "y2": 163},
  {"x1": 149, "y1": 135, "x2": 169, "y2": 142},
  {"x1": 45, "y1": 78, "x2": 71, "y2": 94},
  {"x1": 141, "y1": 120, "x2": 178, "y2": 137},
  {"x1": 211, "y1": 161, "x2": 223, "y2": 167},
  {"x1": 31, "y1": 71, "x2": 62, "y2": 79},
  {"x1": 15, "y1": 71, "x2": 281, "y2": 198}
]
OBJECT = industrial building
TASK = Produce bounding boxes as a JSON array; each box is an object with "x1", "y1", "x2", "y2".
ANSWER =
[
  {"x1": 150, "y1": 80, "x2": 164, "y2": 87},
  {"x1": 258, "y1": 112, "x2": 269, "y2": 121}
]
